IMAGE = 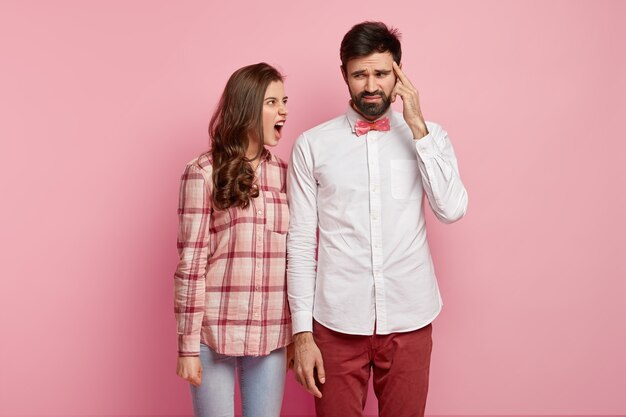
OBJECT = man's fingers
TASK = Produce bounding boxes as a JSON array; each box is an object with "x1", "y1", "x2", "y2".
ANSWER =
[
  {"x1": 393, "y1": 79, "x2": 417, "y2": 102},
  {"x1": 394, "y1": 82, "x2": 414, "y2": 99},
  {"x1": 392, "y1": 61, "x2": 414, "y2": 88},
  {"x1": 295, "y1": 365, "x2": 308, "y2": 386},
  {"x1": 391, "y1": 81, "x2": 400, "y2": 102},
  {"x1": 394, "y1": 83, "x2": 421, "y2": 114},
  {"x1": 296, "y1": 363, "x2": 323, "y2": 398},
  {"x1": 316, "y1": 358, "x2": 326, "y2": 384},
  {"x1": 295, "y1": 371, "x2": 303, "y2": 385},
  {"x1": 305, "y1": 373, "x2": 323, "y2": 398},
  {"x1": 392, "y1": 61, "x2": 407, "y2": 83}
]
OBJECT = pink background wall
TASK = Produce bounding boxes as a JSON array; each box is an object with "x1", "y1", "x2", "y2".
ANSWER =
[{"x1": 1, "y1": 0, "x2": 624, "y2": 416}]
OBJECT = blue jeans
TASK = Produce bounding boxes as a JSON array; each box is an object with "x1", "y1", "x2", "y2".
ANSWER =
[{"x1": 190, "y1": 343, "x2": 286, "y2": 417}]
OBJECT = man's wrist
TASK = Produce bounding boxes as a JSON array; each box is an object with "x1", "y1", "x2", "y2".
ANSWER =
[
  {"x1": 410, "y1": 122, "x2": 429, "y2": 140},
  {"x1": 293, "y1": 331, "x2": 314, "y2": 344}
]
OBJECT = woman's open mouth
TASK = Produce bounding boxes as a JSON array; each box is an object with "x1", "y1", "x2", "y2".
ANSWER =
[{"x1": 274, "y1": 121, "x2": 285, "y2": 139}]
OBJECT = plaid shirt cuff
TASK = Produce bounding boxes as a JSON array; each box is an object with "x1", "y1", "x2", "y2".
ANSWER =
[{"x1": 178, "y1": 334, "x2": 201, "y2": 356}]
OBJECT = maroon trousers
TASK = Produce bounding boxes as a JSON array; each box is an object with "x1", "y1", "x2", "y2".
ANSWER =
[{"x1": 313, "y1": 320, "x2": 433, "y2": 417}]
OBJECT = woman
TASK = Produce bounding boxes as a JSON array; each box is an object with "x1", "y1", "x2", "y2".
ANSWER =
[{"x1": 174, "y1": 62, "x2": 292, "y2": 417}]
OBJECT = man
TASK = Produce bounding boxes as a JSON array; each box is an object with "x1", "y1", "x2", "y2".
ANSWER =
[{"x1": 287, "y1": 21, "x2": 468, "y2": 417}]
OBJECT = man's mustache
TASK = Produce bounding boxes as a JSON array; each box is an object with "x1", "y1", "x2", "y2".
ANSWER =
[{"x1": 360, "y1": 91, "x2": 385, "y2": 98}]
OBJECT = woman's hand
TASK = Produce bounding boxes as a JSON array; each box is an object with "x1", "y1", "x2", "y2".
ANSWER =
[{"x1": 176, "y1": 356, "x2": 203, "y2": 387}]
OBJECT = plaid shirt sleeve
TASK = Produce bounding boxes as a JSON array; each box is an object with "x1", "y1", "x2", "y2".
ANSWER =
[{"x1": 174, "y1": 161, "x2": 212, "y2": 357}]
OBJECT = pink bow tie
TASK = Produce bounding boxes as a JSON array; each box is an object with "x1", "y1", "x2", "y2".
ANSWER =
[{"x1": 354, "y1": 117, "x2": 390, "y2": 136}]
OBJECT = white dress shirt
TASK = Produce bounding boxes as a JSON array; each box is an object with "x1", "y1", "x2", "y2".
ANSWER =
[{"x1": 287, "y1": 106, "x2": 468, "y2": 335}]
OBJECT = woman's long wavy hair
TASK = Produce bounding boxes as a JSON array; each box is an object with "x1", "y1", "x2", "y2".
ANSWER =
[{"x1": 208, "y1": 63, "x2": 283, "y2": 210}]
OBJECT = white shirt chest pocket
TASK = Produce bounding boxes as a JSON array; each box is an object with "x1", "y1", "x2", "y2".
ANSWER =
[{"x1": 390, "y1": 160, "x2": 421, "y2": 200}]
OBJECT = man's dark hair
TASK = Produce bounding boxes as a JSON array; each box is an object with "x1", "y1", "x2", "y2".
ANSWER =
[{"x1": 340, "y1": 21, "x2": 402, "y2": 71}]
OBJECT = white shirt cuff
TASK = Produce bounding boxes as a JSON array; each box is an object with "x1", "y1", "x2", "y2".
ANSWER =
[
  {"x1": 291, "y1": 310, "x2": 313, "y2": 334},
  {"x1": 414, "y1": 132, "x2": 437, "y2": 159}
]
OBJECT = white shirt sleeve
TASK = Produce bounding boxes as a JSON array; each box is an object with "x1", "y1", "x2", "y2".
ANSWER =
[
  {"x1": 414, "y1": 122, "x2": 468, "y2": 223},
  {"x1": 286, "y1": 134, "x2": 318, "y2": 334}
]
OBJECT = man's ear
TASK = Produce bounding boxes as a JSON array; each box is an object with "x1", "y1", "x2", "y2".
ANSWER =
[{"x1": 340, "y1": 65, "x2": 347, "y2": 84}]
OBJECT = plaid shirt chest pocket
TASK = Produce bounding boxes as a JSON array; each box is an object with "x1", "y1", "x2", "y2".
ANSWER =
[{"x1": 264, "y1": 191, "x2": 289, "y2": 234}]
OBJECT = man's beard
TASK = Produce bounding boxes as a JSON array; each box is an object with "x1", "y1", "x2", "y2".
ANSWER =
[{"x1": 352, "y1": 90, "x2": 391, "y2": 119}]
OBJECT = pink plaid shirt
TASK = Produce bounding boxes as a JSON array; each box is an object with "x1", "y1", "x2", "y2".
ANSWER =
[{"x1": 174, "y1": 151, "x2": 292, "y2": 357}]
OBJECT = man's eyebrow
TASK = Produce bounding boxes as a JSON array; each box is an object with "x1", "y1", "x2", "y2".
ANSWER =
[{"x1": 350, "y1": 69, "x2": 391, "y2": 76}]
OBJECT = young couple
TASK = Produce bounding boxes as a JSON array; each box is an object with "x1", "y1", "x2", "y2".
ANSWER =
[{"x1": 173, "y1": 21, "x2": 468, "y2": 417}]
